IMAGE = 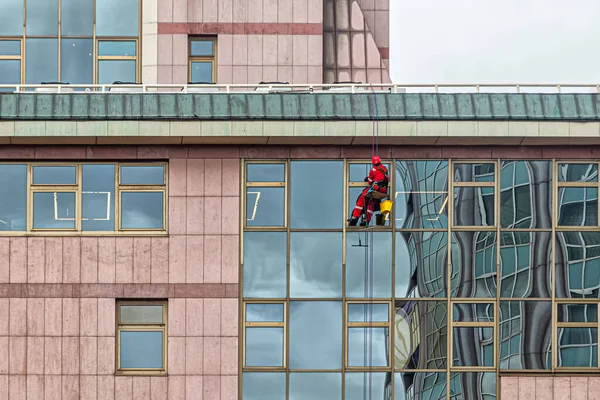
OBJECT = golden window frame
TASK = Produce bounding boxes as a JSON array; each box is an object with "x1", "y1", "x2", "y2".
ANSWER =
[{"x1": 188, "y1": 36, "x2": 217, "y2": 83}]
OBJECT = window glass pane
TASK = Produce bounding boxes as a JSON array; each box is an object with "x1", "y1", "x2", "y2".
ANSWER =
[
  {"x1": 246, "y1": 304, "x2": 284, "y2": 322},
  {"x1": 26, "y1": 39, "x2": 58, "y2": 84},
  {"x1": 452, "y1": 303, "x2": 494, "y2": 322},
  {"x1": 119, "y1": 331, "x2": 163, "y2": 369},
  {"x1": 243, "y1": 232, "x2": 286, "y2": 298},
  {"x1": 558, "y1": 328, "x2": 598, "y2": 367},
  {"x1": 246, "y1": 164, "x2": 285, "y2": 182},
  {"x1": 348, "y1": 303, "x2": 388, "y2": 322},
  {"x1": 60, "y1": 39, "x2": 94, "y2": 85},
  {"x1": 0, "y1": 0, "x2": 23, "y2": 35},
  {"x1": 61, "y1": 0, "x2": 94, "y2": 35},
  {"x1": 500, "y1": 160, "x2": 552, "y2": 229},
  {"x1": 0, "y1": 165, "x2": 26, "y2": 231},
  {"x1": 558, "y1": 304, "x2": 598, "y2": 323},
  {"x1": 120, "y1": 192, "x2": 164, "y2": 229},
  {"x1": 291, "y1": 161, "x2": 343, "y2": 229},
  {"x1": 290, "y1": 232, "x2": 342, "y2": 298},
  {"x1": 26, "y1": 0, "x2": 58, "y2": 35},
  {"x1": 119, "y1": 305, "x2": 163, "y2": 324},
  {"x1": 396, "y1": 160, "x2": 448, "y2": 229},
  {"x1": 449, "y1": 372, "x2": 496, "y2": 399},
  {"x1": 499, "y1": 301, "x2": 552, "y2": 370},
  {"x1": 346, "y1": 232, "x2": 392, "y2": 298},
  {"x1": 345, "y1": 373, "x2": 389, "y2": 400},
  {"x1": 245, "y1": 327, "x2": 284, "y2": 367},
  {"x1": 120, "y1": 166, "x2": 164, "y2": 185},
  {"x1": 454, "y1": 163, "x2": 495, "y2": 182},
  {"x1": 33, "y1": 192, "x2": 76, "y2": 229},
  {"x1": 453, "y1": 187, "x2": 495, "y2": 226},
  {"x1": 98, "y1": 41, "x2": 137, "y2": 56},
  {"x1": 98, "y1": 60, "x2": 136, "y2": 84},
  {"x1": 33, "y1": 166, "x2": 77, "y2": 185},
  {"x1": 395, "y1": 372, "x2": 447, "y2": 400},
  {"x1": 96, "y1": 0, "x2": 139, "y2": 36},
  {"x1": 396, "y1": 231, "x2": 448, "y2": 298},
  {"x1": 242, "y1": 372, "x2": 286, "y2": 400},
  {"x1": 0, "y1": 41, "x2": 20, "y2": 56},
  {"x1": 246, "y1": 187, "x2": 284, "y2": 226},
  {"x1": 558, "y1": 163, "x2": 598, "y2": 182},
  {"x1": 452, "y1": 327, "x2": 494, "y2": 367},
  {"x1": 190, "y1": 40, "x2": 213, "y2": 56},
  {"x1": 500, "y1": 232, "x2": 551, "y2": 298},
  {"x1": 558, "y1": 187, "x2": 598, "y2": 226},
  {"x1": 348, "y1": 327, "x2": 389, "y2": 367},
  {"x1": 289, "y1": 373, "x2": 341, "y2": 400},
  {"x1": 395, "y1": 300, "x2": 447, "y2": 369},
  {"x1": 451, "y1": 231, "x2": 497, "y2": 298},
  {"x1": 190, "y1": 61, "x2": 213, "y2": 82},
  {"x1": 556, "y1": 232, "x2": 600, "y2": 298},
  {"x1": 0, "y1": 60, "x2": 20, "y2": 89},
  {"x1": 82, "y1": 164, "x2": 115, "y2": 231},
  {"x1": 289, "y1": 301, "x2": 342, "y2": 369}
]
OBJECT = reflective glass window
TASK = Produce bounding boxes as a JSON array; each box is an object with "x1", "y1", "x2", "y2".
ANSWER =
[
  {"x1": 119, "y1": 331, "x2": 163, "y2": 368},
  {"x1": 33, "y1": 192, "x2": 76, "y2": 229},
  {"x1": 120, "y1": 192, "x2": 164, "y2": 229},
  {"x1": 96, "y1": 0, "x2": 139, "y2": 36},
  {"x1": 191, "y1": 61, "x2": 213, "y2": 82},
  {"x1": 0, "y1": 41, "x2": 20, "y2": 55},
  {"x1": 0, "y1": 165, "x2": 27, "y2": 231},
  {"x1": 26, "y1": 0, "x2": 58, "y2": 35},
  {"x1": 0, "y1": 60, "x2": 20, "y2": 88},
  {"x1": 290, "y1": 232, "x2": 342, "y2": 298},
  {"x1": 558, "y1": 304, "x2": 598, "y2": 323},
  {"x1": 290, "y1": 161, "x2": 343, "y2": 229},
  {"x1": 394, "y1": 301, "x2": 447, "y2": 369},
  {"x1": 555, "y1": 232, "x2": 600, "y2": 298},
  {"x1": 558, "y1": 187, "x2": 598, "y2": 226},
  {"x1": 451, "y1": 231, "x2": 497, "y2": 298},
  {"x1": 345, "y1": 373, "x2": 389, "y2": 400},
  {"x1": 119, "y1": 305, "x2": 163, "y2": 324},
  {"x1": 558, "y1": 328, "x2": 598, "y2": 367},
  {"x1": 120, "y1": 166, "x2": 164, "y2": 185},
  {"x1": 60, "y1": 39, "x2": 94, "y2": 85},
  {"x1": 61, "y1": 0, "x2": 94, "y2": 35},
  {"x1": 500, "y1": 232, "x2": 551, "y2": 298},
  {"x1": 242, "y1": 372, "x2": 286, "y2": 400},
  {"x1": 289, "y1": 373, "x2": 341, "y2": 400},
  {"x1": 190, "y1": 40, "x2": 214, "y2": 56},
  {"x1": 0, "y1": 0, "x2": 23, "y2": 36},
  {"x1": 98, "y1": 41, "x2": 137, "y2": 56},
  {"x1": 452, "y1": 327, "x2": 494, "y2": 367},
  {"x1": 243, "y1": 232, "x2": 286, "y2": 298},
  {"x1": 348, "y1": 327, "x2": 389, "y2": 367},
  {"x1": 246, "y1": 164, "x2": 285, "y2": 182},
  {"x1": 246, "y1": 187, "x2": 284, "y2": 226},
  {"x1": 25, "y1": 39, "x2": 58, "y2": 84},
  {"x1": 454, "y1": 163, "x2": 495, "y2": 182},
  {"x1": 348, "y1": 303, "x2": 388, "y2": 322},
  {"x1": 289, "y1": 301, "x2": 342, "y2": 369},
  {"x1": 396, "y1": 231, "x2": 448, "y2": 298},
  {"x1": 395, "y1": 160, "x2": 448, "y2": 229},
  {"x1": 453, "y1": 187, "x2": 495, "y2": 226},
  {"x1": 246, "y1": 304, "x2": 284, "y2": 322},
  {"x1": 452, "y1": 303, "x2": 494, "y2": 323},
  {"x1": 346, "y1": 232, "x2": 391, "y2": 298},
  {"x1": 394, "y1": 372, "x2": 447, "y2": 400},
  {"x1": 558, "y1": 163, "x2": 598, "y2": 182},
  {"x1": 448, "y1": 372, "x2": 496, "y2": 399},
  {"x1": 82, "y1": 164, "x2": 115, "y2": 231},
  {"x1": 33, "y1": 166, "x2": 76, "y2": 185},
  {"x1": 245, "y1": 327, "x2": 284, "y2": 367},
  {"x1": 98, "y1": 60, "x2": 136, "y2": 84},
  {"x1": 499, "y1": 301, "x2": 552, "y2": 370}
]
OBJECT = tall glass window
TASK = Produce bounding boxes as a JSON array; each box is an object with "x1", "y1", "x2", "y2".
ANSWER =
[{"x1": 188, "y1": 37, "x2": 217, "y2": 83}]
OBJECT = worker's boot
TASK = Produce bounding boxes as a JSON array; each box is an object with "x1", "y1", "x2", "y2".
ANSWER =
[
  {"x1": 347, "y1": 217, "x2": 359, "y2": 226},
  {"x1": 359, "y1": 219, "x2": 367, "y2": 226}
]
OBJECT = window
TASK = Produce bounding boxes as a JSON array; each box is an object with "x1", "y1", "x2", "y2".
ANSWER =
[
  {"x1": 346, "y1": 302, "x2": 390, "y2": 368},
  {"x1": 451, "y1": 302, "x2": 495, "y2": 369},
  {"x1": 116, "y1": 301, "x2": 167, "y2": 374},
  {"x1": 0, "y1": 162, "x2": 167, "y2": 234},
  {"x1": 557, "y1": 163, "x2": 599, "y2": 227},
  {"x1": 188, "y1": 37, "x2": 216, "y2": 83},
  {"x1": 243, "y1": 303, "x2": 286, "y2": 368},
  {"x1": 0, "y1": 0, "x2": 139, "y2": 85},
  {"x1": 557, "y1": 302, "x2": 599, "y2": 368}
]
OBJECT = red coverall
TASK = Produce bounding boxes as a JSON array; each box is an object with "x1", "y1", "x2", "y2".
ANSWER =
[{"x1": 351, "y1": 164, "x2": 389, "y2": 223}]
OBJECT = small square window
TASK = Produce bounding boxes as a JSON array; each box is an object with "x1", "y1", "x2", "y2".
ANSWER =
[
  {"x1": 117, "y1": 301, "x2": 167, "y2": 374},
  {"x1": 190, "y1": 39, "x2": 214, "y2": 57}
]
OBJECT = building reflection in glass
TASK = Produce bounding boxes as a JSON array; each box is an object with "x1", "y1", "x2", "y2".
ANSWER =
[
  {"x1": 394, "y1": 372, "x2": 447, "y2": 400},
  {"x1": 449, "y1": 372, "x2": 496, "y2": 399}
]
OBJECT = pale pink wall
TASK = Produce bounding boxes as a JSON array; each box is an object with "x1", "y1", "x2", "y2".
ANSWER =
[
  {"x1": 0, "y1": 147, "x2": 240, "y2": 400},
  {"x1": 501, "y1": 376, "x2": 600, "y2": 400}
]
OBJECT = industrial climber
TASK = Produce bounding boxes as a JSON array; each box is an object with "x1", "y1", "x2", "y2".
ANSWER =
[{"x1": 348, "y1": 156, "x2": 389, "y2": 226}]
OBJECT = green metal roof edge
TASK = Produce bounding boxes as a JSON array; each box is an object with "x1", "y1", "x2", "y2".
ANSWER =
[{"x1": 1, "y1": 92, "x2": 599, "y2": 121}]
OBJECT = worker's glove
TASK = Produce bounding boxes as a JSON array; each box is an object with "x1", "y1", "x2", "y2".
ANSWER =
[{"x1": 364, "y1": 177, "x2": 369, "y2": 182}]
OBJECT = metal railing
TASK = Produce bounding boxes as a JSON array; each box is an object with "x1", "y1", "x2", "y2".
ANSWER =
[{"x1": 1, "y1": 83, "x2": 600, "y2": 94}]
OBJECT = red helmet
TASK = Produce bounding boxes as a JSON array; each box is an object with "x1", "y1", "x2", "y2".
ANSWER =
[{"x1": 372, "y1": 156, "x2": 381, "y2": 165}]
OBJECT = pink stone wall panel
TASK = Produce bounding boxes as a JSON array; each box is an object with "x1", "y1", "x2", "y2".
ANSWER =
[{"x1": 499, "y1": 376, "x2": 600, "y2": 399}]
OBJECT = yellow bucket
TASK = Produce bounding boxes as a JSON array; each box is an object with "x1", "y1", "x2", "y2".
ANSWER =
[{"x1": 379, "y1": 200, "x2": 393, "y2": 215}]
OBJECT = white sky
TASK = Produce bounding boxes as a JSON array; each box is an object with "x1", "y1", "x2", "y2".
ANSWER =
[{"x1": 389, "y1": 0, "x2": 600, "y2": 84}]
